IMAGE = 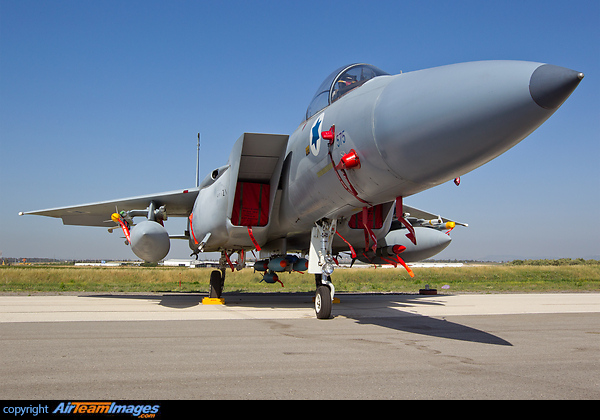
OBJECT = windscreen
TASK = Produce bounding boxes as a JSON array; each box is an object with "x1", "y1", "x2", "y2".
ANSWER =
[{"x1": 305, "y1": 64, "x2": 389, "y2": 120}]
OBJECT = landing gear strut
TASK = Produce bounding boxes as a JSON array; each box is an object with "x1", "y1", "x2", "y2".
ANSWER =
[{"x1": 205, "y1": 250, "x2": 244, "y2": 302}]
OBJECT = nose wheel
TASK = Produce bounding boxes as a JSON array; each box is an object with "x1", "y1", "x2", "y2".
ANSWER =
[
  {"x1": 315, "y1": 285, "x2": 332, "y2": 319},
  {"x1": 314, "y1": 274, "x2": 334, "y2": 319}
]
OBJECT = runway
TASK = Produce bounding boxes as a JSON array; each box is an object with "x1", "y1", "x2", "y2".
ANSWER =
[{"x1": 1, "y1": 292, "x2": 599, "y2": 399}]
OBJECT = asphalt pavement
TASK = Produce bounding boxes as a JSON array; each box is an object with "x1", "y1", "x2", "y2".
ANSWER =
[{"x1": 1, "y1": 292, "x2": 598, "y2": 399}]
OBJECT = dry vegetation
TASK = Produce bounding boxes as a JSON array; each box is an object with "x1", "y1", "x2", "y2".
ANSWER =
[{"x1": 1, "y1": 261, "x2": 599, "y2": 294}]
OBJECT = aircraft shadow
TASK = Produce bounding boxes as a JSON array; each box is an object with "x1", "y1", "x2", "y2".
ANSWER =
[
  {"x1": 353, "y1": 312, "x2": 512, "y2": 346},
  {"x1": 334, "y1": 293, "x2": 512, "y2": 346},
  {"x1": 85, "y1": 292, "x2": 512, "y2": 346},
  {"x1": 87, "y1": 293, "x2": 205, "y2": 309}
]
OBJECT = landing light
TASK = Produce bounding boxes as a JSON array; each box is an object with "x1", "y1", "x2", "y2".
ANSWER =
[{"x1": 322, "y1": 262, "x2": 335, "y2": 276}]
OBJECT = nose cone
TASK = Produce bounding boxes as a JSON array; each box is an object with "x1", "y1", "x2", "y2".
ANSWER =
[
  {"x1": 372, "y1": 61, "x2": 583, "y2": 191},
  {"x1": 529, "y1": 64, "x2": 584, "y2": 110}
]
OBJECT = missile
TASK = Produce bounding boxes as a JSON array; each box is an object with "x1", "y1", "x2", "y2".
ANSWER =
[
  {"x1": 111, "y1": 212, "x2": 131, "y2": 244},
  {"x1": 415, "y1": 219, "x2": 456, "y2": 230}
]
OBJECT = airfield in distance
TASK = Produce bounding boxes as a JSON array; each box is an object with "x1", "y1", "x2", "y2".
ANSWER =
[{"x1": 1, "y1": 256, "x2": 488, "y2": 267}]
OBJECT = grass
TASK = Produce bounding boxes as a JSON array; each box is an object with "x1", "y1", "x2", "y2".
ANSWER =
[{"x1": 1, "y1": 263, "x2": 599, "y2": 294}]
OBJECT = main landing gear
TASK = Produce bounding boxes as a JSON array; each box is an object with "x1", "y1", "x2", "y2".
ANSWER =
[
  {"x1": 202, "y1": 250, "x2": 242, "y2": 305},
  {"x1": 209, "y1": 269, "x2": 225, "y2": 298},
  {"x1": 200, "y1": 269, "x2": 226, "y2": 305}
]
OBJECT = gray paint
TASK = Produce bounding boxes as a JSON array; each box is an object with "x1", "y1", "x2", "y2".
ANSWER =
[{"x1": 21, "y1": 60, "x2": 583, "y2": 265}]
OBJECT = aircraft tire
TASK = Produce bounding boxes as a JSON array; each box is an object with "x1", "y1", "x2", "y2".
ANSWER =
[
  {"x1": 209, "y1": 270, "x2": 224, "y2": 298},
  {"x1": 315, "y1": 285, "x2": 332, "y2": 319}
]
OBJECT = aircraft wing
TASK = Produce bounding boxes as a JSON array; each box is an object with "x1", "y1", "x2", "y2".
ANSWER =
[
  {"x1": 19, "y1": 188, "x2": 200, "y2": 227},
  {"x1": 402, "y1": 204, "x2": 468, "y2": 227}
]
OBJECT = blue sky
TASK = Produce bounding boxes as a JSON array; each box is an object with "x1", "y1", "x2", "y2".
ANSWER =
[{"x1": 1, "y1": 0, "x2": 598, "y2": 261}]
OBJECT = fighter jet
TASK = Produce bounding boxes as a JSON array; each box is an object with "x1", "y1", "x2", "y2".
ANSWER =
[{"x1": 20, "y1": 60, "x2": 583, "y2": 318}]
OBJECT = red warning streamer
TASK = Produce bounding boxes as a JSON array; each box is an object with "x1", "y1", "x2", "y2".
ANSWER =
[
  {"x1": 247, "y1": 226, "x2": 261, "y2": 251},
  {"x1": 362, "y1": 207, "x2": 378, "y2": 253},
  {"x1": 188, "y1": 213, "x2": 198, "y2": 245},
  {"x1": 336, "y1": 231, "x2": 357, "y2": 259},
  {"x1": 395, "y1": 196, "x2": 417, "y2": 246}
]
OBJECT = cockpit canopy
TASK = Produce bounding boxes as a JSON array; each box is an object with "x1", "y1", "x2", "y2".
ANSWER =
[{"x1": 305, "y1": 63, "x2": 389, "y2": 121}]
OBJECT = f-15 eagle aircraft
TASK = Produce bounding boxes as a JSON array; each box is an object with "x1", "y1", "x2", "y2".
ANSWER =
[{"x1": 20, "y1": 61, "x2": 583, "y2": 318}]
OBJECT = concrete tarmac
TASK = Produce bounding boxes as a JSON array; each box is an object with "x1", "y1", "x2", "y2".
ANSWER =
[{"x1": 1, "y1": 292, "x2": 599, "y2": 399}]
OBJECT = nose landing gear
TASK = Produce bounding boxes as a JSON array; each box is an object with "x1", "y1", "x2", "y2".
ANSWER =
[{"x1": 309, "y1": 219, "x2": 338, "y2": 319}]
